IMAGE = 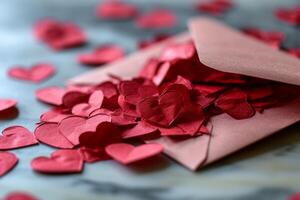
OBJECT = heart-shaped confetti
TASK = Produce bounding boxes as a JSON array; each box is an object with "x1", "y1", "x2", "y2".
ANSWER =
[
  {"x1": 31, "y1": 149, "x2": 83, "y2": 174},
  {"x1": 105, "y1": 143, "x2": 163, "y2": 164},
  {"x1": 0, "y1": 152, "x2": 18, "y2": 177},
  {"x1": 195, "y1": 0, "x2": 233, "y2": 15},
  {"x1": 36, "y1": 86, "x2": 65, "y2": 106},
  {"x1": 8, "y1": 63, "x2": 55, "y2": 83},
  {"x1": 34, "y1": 19, "x2": 86, "y2": 50},
  {"x1": 135, "y1": 9, "x2": 177, "y2": 29},
  {"x1": 3, "y1": 192, "x2": 39, "y2": 200},
  {"x1": 34, "y1": 123, "x2": 74, "y2": 149},
  {"x1": 96, "y1": 1, "x2": 138, "y2": 20},
  {"x1": 78, "y1": 45, "x2": 125, "y2": 66},
  {"x1": 275, "y1": 6, "x2": 300, "y2": 26},
  {"x1": 0, "y1": 99, "x2": 17, "y2": 113},
  {"x1": 0, "y1": 126, "x2": 38, "y2": 150}
]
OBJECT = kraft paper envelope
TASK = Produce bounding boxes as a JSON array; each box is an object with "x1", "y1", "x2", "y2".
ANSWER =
[{"x1": 69, "y1": 17, "x2": 300, "y2": 170}]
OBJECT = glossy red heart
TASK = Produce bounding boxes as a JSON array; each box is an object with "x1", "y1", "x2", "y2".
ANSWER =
[
  {"x1": 8, "y1": 63, "x2": 55, "y2": 83},
  {"x1": 31, "y1": 149, "x2": 83, "y2": 174},
  {"x1": 0, "y1": 126, "x2": 38, "y2": 150},
  {"x1": 105, "y1": 143, "x2": 163, "y2": 164},
  {"x1": 0, "y1": 152, "x2": 18, "y2": 177}
]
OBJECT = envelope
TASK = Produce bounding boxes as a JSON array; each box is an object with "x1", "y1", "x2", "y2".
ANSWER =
[{"x1": 69, "y1": 17, "x2": 300, "y2": 170}]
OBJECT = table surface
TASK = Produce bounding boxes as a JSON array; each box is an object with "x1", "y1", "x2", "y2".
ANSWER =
[{"x1": 0, "y1": 0, "x2": 300, "y2": 199}]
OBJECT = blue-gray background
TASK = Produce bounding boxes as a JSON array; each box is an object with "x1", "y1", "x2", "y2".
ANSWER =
[{"x1": 0, "y1": 0, "x2": 300, "y2": 199}]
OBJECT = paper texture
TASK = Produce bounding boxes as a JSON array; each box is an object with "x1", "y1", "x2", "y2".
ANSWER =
[{"x1": 69, "y1": 17, "x2": 300, "y2": 170}]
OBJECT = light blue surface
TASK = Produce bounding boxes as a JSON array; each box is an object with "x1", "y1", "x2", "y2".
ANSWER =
[{"x1": 0, "y1": 0, "x2": 300, "y2": 199}]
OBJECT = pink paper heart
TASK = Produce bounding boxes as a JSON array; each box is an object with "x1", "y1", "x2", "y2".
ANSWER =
[
  {"x1": 8, "y1": 63, "x2": 55, "y2": 83},
  {"x1": 34, "y1": 123, "x2": 74, "y2": 149},
  {"x1": 0, "y1": 126, "x2": 38, "y2": 150},
  {"x1": 0, "y1": 152, "x2": 18, "y2": 177},
  {"x1": 31, "y1": 149, "x2": 83, "y2": 174},
  {"x1": 105, "y1": 143, "x2": 163, "y2": 164}
]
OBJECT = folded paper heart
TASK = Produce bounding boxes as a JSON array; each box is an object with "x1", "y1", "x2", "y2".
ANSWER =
[
  {"x1": 0, "y1": 152, "x2": 18, "y2": 177},
  {"x1": 105, "y1": 143, "x2": 164, "y2": 164},
  {"x1": 8, "y1": 63, "x2": 55, "y2": 83},
  {"x1": 31, "y1": 149, "x2": 83, "y2": 174},
  {"x1": 0, "y1": 126, "x2": 38, "y2": 150},
  {"x1": 70, "y1": 17, "x2": 300, "y2": 171}
]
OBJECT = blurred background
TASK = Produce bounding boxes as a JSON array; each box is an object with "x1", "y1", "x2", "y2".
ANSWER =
[{"x1": 0, "y1": 0, "x2": 299, "y2": 199}]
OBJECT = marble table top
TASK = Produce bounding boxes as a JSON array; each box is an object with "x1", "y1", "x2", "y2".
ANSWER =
[{"x1": 0, "y1": 0, "x2": 299, "y2": 199}]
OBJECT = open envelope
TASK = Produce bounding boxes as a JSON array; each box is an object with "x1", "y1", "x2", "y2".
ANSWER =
[{"x1": 70, "y1": 17, "x2": 300, "y2": 170}]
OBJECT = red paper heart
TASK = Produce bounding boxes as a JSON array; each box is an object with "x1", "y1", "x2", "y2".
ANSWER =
[
  {"x1": 79, "y1": 122, "x2": 121, "y2": 148},
  {"x1": 79, "y1": 146, "x2": 110, "y2": 163},
  {"x1": 59, "y1": 114, "x2": 111, "y2": 145},
  {"x1": 40, "y1": 108, "x2": 71, "y2": 123},
  {"x1": 135, "y1": 9, "x2": 177, "y2": 29},
  {"x1": 0, "y1": 99, "x2": 17, "y2": 113},
  {"x1": 0, "y1": 152, "x2": 18, "y2": 177},
  {"x1": 3, "y1": 192, "x2": 39, "y2": 200},
  {"x1": 196, "y1": 0, "x2": 233, "y2": 15},
  {"x1": 138, "y1": 34, "x2": 171, "y2": 49},
  {"x1": 275, "y1": 6, "x2": 300, "y2": 26},
  {"x1": 96, "y1": 1, "x2": 138, "y2": 20},
  {"x1": 0, "y1": 126, "x2": 38, "y2": 150},
  {"x1": 34, "y1": 123, "x2": 74, "y2": 149},
  {"x1": 215, "y1": 88, "x2": 255, "y2": 119},
  {"x1": 78, "y1": 45, "x2": 125, "y2": 66},
  {"x1": 35, "y1": 86, "x2": 65, "y2": 106},
  {"x1": 288, "y1": 48, "x2": 300, "y2": 58},
  {"x1": 31, "y1": 149, "x2": 83, "y2": 174},
  {"x1": 34, "y1": 19, "x2": 86, "y2": 50},
  {"x1": 8, "y1": 63, "x2": 55, "y2": 83},
  {"x1": 71, "y1": 103, "x2": 98, "y2": 117},
  {"x1": 105, "y1": 143, "x2": 163, "y2": 164},
  {"x1": 243, "y1": 28, "x2": 285, "y2": 49},
  {"x1": 122, "y1": 122, "x2": 157, "y2": 139}
]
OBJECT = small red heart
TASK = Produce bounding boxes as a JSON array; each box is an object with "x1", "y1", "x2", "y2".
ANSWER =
[
  {"x1": 0, "y1": 99, "x2": 17, "y2": 112},
  {"x1": 96, "y1": 1, "x2": 138, "y2": 20},
  {"x1": 8, "y1": 63, "x2": 55, "y2": 83},
  {"x1": 34, "y1": 123, "x2": 74, "y2": 149},
  {"x1": 135, "y1": 9, "x2": 177, "y2": 29},
  {"x1": 59, "y1": 114, "x2": 111, "y2": 145},
  {"x1": 31, "y1": 149, "x2": 83, "y2": 174},
  {"x1": 105, "y1": 143, "x2": 163, "y2": 164},
  {"x1": 0, "y1": 152, "x2": 18, "y2": 177},
  {"x1": 36, "y1": 86, "x2": 65, "y2": 106},
  {"x1": 0, "y1": 126, "x2": 38, "y2": 150},
  {"x1": 3, "y1": 192, "x2": 39, "y2": 200}
]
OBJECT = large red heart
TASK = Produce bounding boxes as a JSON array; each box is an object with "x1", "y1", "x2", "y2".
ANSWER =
[
  {"x1": 0, "y1": 126, "x2": 38, "y2": 150},
  {"x1": 8, "y1": 63, "x2": 55, "y2": 83},
  {"x1": 31, "y1": 149, "x2": 83, "y2": 174},
  {"x1": 0, "y1": 152, "x2": 18, "y2": 177},
  {"x1": 105, "y1": 143, "x2": 163, "y2": 164}
]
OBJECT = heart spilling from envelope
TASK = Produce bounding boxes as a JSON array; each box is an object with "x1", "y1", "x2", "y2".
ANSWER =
[{"x1": 68, "y1": 17, "x2": 300, "y2": 170}]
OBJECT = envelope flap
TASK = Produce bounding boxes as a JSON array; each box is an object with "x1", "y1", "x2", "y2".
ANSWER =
[{"x1": 188, "y1": 17, "x2": 300, "y2": 86}]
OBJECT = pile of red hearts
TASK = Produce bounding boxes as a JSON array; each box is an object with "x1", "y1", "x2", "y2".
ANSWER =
[{"x1": 3, "y1": 41, "x2": 299, "y2": 176}]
